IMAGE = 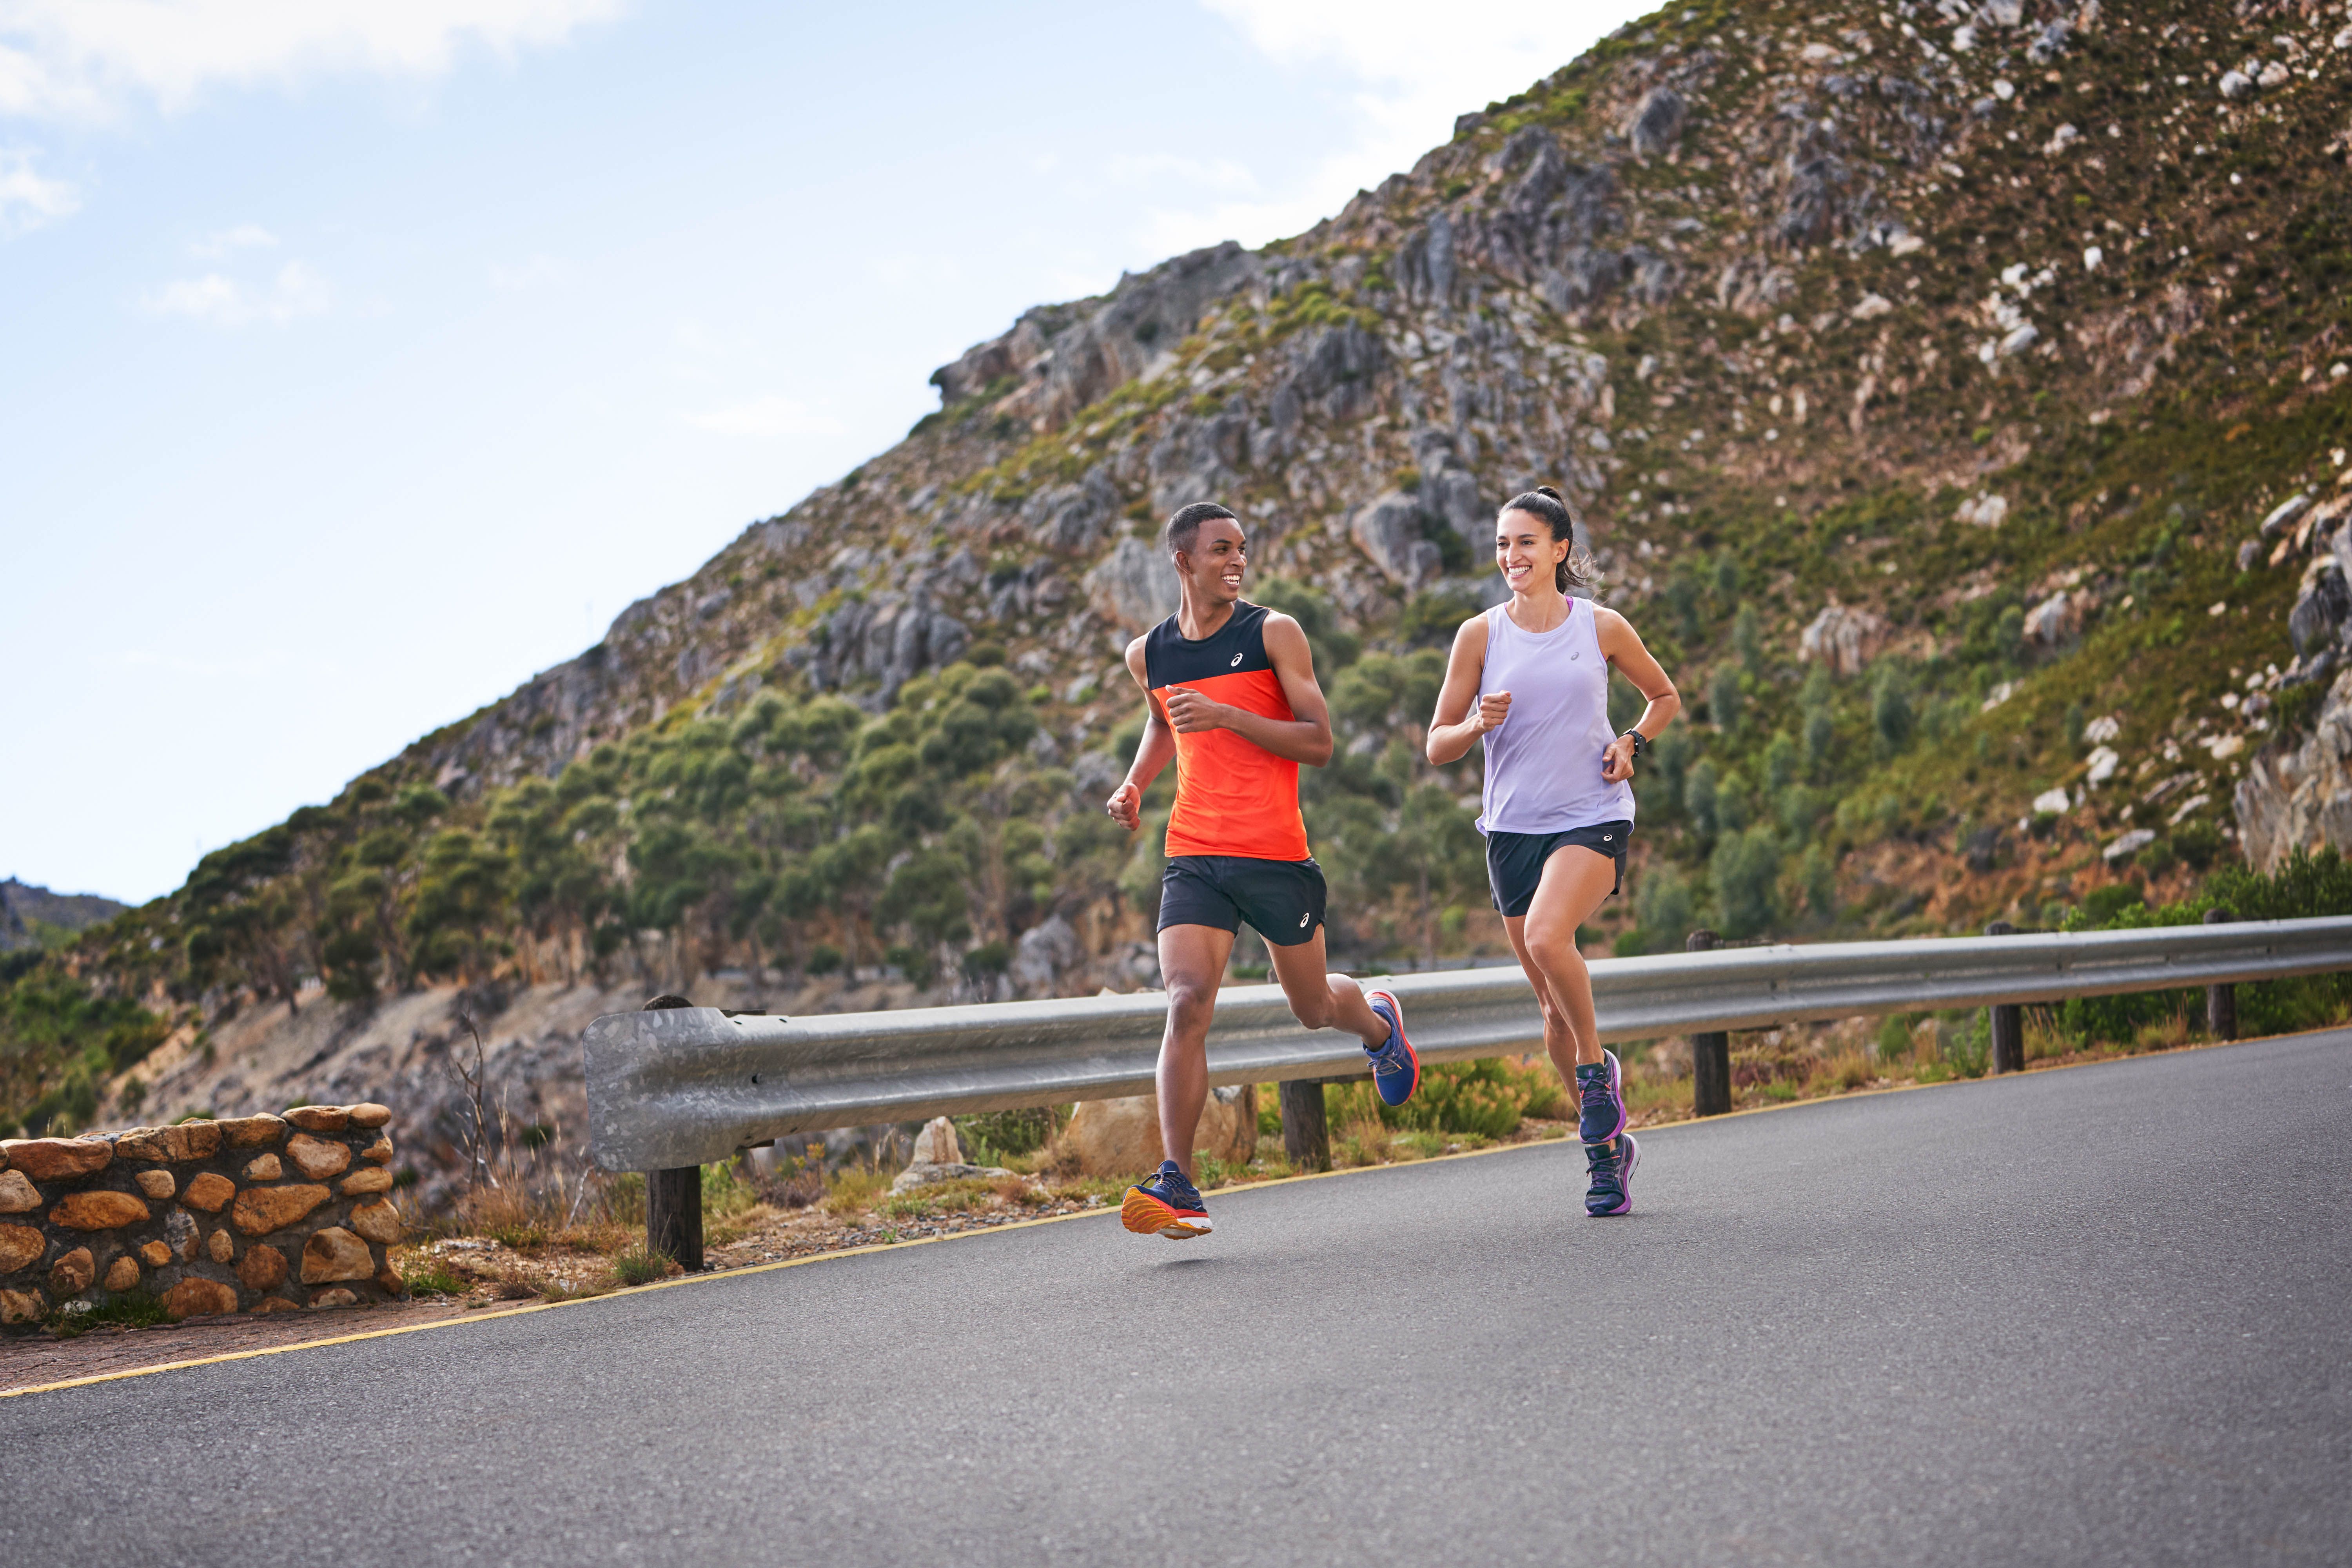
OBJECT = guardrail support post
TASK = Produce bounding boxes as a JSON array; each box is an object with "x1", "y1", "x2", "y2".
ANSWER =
[
  {"x1": 1279, "y1": 1078, "x2": 1330, "y2": 1172},
  {"x1": 1688, "y1": 930, "x2": 1731, "y2": 1116},
  {"x1": 1984, "y1": 921, "x2": 2025, "y2": 1074},
  {"x1": 2204, "y1": 907, "x2": 2238, "y2": 1040},
  {"x1": 641, "y1": 994, "x2": 702, "y2": 1271}
]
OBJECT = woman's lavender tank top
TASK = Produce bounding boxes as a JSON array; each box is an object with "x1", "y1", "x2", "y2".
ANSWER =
[{"x1": 1475, "y1": 599, "x2": 1636, "y2": 835}]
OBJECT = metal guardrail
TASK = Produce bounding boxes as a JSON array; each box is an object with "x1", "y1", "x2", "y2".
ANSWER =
[{"x1": 585, "y1": 915, "x2": 2352, "y2": 1172}]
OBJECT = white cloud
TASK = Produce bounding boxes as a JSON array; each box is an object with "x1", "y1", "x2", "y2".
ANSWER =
[
  {"x1": 1159, "y1": 0, "x2": 1651, "y2": 252},
  {"x1": 681, "y1": 396, "x2": 846, "y2": 439},
  {"x1": 0, "y1": 145, "x2": 76, "y2": 233},
  {"x1": 188, "y1": 221, "x2": 275, "y2": 258},
  {"x1": 0, "y1": 0, "x2": 621, "y2": 121},
  {"x1": 143, "y1": 258, "x2": 329, "y2": 326}
]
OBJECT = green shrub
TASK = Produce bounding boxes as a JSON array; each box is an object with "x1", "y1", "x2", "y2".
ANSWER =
[
  {"x1": 612, "y1": 1246, "x2": 671, "y2": 1287},
  {"x1": 1340, "y1": 1056, "x2": 1565, "y2": 1139},
  {"x1": 956, "y1": 1107, "x2": 1054, "y2": 1164}
]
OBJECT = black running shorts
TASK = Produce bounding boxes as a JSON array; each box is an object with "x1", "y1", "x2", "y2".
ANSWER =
[
  {"x1": 1157, "y1": 855, "x2": 1328, "y2": 947},
  {"x1": 1485, "y1": 821, "x2": 1632, "y2": 917}
]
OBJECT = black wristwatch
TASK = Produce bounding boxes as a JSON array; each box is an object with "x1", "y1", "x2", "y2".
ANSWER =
[{"x1": 1620, "y1": 730, "x2": 1649, "y2": 760}]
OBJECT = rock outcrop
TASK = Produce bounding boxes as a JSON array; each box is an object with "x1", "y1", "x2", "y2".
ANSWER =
[{"x1": 2236, "y1": 668, "x2": 2352, "y2": 872}]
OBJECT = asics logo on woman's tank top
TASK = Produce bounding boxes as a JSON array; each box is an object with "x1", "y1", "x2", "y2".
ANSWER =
[{"x1": 1230, "y1": 652, "x2": 1244, "y2": 666}]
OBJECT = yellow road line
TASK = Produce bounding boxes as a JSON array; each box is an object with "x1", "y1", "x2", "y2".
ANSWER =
[{"x1": 7, "y1": 1024, "x2": 2337, "y2": 1401}]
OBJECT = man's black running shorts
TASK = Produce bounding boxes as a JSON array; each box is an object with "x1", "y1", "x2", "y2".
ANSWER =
[
  {"x1": 1157, "y1": 855, "x2": 1327, "y2": 946},
  {"x1": 1485, "y1": 821, "x2": 1632, "y2": 916}
]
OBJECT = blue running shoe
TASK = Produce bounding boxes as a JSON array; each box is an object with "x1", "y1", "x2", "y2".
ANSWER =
[
  {"x1": 1576, "y1": 1049, "x2": 1627, "y2": 1146},
  {"x1": 1122, "y1": 1160, "x2": 1212, "y2": 1239},
  {"x1": 1364, "y1": 989, "x2": 1420, "y2": 1107},
  {"x1": 1584, "y1": 1131, "x2": 1639, "y2": 1218}
]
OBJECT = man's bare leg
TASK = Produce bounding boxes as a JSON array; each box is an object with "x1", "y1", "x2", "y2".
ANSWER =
[
  {"x1": 1155, "y1": 923, "x2": 1236, "y2": 1180},
  {"x1": 1264, "y1": 926, "x2": 1392, "y2": 1045}
]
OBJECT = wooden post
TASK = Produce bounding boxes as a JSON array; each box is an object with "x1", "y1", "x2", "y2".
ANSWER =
[
  {"x1": 1688, "y1": 930, "x2": 1731, "y2": 1116},
  {"x1": 641, "y1": 994, "x2": 703, "y2": 1271},
  {"x1": 2204, "y1": 907, "x2": 2238, "y2": 1041},
  {"x1": 1985, "y1": 921, "x2": 2025, "y2": 1075},
  {"x1": 1279, "y1": 1078, "x2": 1330, "y2": 1172}
]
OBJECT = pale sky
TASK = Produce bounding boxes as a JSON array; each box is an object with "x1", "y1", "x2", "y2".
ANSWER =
[{"x1": 2, "y1": 0, "x2": 1649, "y2": 904}]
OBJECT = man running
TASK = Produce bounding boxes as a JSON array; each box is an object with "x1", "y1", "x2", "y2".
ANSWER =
[{"x1": 1104, "y1": 501, "x2": 1418, "y2": 1239}]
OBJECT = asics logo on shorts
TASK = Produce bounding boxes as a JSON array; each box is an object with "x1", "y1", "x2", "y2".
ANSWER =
[{"x1": 1299, "y1": 913, "x2": 1310, "y2": 927}]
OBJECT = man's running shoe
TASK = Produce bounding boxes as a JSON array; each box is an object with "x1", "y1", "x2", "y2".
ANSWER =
[
  {"x1": 1122, "y1": 1160, "x2": 1212, "y2": 1239},
  {"x1": 1584, "y1": 1132, "x2": 1639, "y2": 1218},
  {"x1": 1364, "y1": 989, "x2": 1420, "y2": 1107},
  {"x1": 1576, "y1": 1049, "x2": 1627, "y2": 1146}
]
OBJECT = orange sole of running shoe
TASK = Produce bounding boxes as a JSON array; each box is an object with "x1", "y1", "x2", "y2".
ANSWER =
[{"x1": 1120, "y1": 1187, "x2": 1212, "y2": 1238}]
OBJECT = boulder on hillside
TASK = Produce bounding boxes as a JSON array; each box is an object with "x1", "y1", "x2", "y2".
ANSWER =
[
  {"x1": 1351, "y1": 492, "x2": 1444, "y2": 590},
  {"x1": 2023, "y1": 591, "x2": 2079, "y2": 645},
  {"x1": 2260, "y1": 493, "x2": 2312, "y2": 541},
  {"x1": 889, "y1": 1117, "x2": 1015, "y2": 1193},
  {"x1": 1009, "y1": 916, "x2": 1081, "y2": 997},
  {"x1": 1628, "y1": 86, "x2": 1687, "y2": 158},
  {"x1": 1956, "y1": 493, "x2": 2009, "y2": 527},
  {"x1": 1084, "y1": 537, "x2": 1183, "y2": 633},
  {"x1": 1797, "y1": 603, "x2": 1886, "y2": 676},
  {"x1": 2235, "y1": 667, "x2": 2352, "y2": 871},
  {"x1": 1060, "y1": 1087, "x2": 1256, "y2": 1178}
]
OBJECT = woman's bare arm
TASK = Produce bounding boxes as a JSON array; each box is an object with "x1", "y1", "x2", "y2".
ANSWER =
[
  {"x1": 1595, "y1": 606, "x2": 1681, "y2": 784},
  {"x1": 1425, "y1": 615, "x2": 1504, "y2": 766}
]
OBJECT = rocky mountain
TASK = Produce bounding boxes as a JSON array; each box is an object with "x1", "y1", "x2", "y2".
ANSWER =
[{"x1": 9, "y1": 0, "x2": 2352, "y2": 1170}]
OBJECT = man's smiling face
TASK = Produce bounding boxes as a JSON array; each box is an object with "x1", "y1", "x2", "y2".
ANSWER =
[{"x1": 1177, "y1": 516, "x2": 1248, "y2": 605}]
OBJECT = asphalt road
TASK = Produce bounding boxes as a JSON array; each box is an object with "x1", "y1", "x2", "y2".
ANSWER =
[{"x1": 6, "y1": 1030, "x2": 2349, "y2": 1566}]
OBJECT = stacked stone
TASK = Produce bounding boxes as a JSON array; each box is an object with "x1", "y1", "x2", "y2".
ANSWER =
[{"x1": 0, "y1": 1104, "x2": 407, "y2": 1327}]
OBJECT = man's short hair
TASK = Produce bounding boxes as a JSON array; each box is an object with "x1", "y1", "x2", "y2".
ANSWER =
[{"x1": 1166, "y1": 502, "x2": 1237, "y2": 555}]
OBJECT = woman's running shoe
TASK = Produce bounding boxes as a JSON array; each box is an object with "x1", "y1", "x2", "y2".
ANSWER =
[
  {"x1": 1364, "y1": 989, "x2": 1420, "y2": 1106},
  {"x1": 1576, "y1": 1049, "x2": 1627, "y2": 1145},
  {"x1": 1122, "y1": 1160, "x2": 1212, "y2": 1239},
  {"x1": 1584, "y1": 1131, "x2": 1639, "y2": 1217}
]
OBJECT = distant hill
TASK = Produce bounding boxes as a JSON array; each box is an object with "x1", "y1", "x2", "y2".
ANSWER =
[{"x1": 0, "y1": 878, "x2": 128, "y2": 953}]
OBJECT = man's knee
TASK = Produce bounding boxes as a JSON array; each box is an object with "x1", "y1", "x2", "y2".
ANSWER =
[
  {"x1": 1166, "y1": 978, "x2": 1219, "y2": 1026},
  {"x1": 1287, "y1": 987, "x2": 1337, "y2": 1031}
]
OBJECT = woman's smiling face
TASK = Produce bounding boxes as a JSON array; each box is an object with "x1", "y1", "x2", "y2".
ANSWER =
[{"x1": 1495, "y1": 507, "x2": 1568, "y2": 595}]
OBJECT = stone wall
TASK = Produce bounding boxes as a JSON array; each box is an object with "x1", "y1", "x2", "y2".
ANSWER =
[{"x1": 0, "y1": 1105, "x2": 407, "y2": 1327}]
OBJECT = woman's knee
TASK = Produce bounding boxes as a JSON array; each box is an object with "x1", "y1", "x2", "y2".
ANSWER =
[{"x1": 1523, "y1": 926, "x2": 1583, "y2": 972}]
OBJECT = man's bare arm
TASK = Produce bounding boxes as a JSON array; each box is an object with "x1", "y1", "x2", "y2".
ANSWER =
[
  {"x1": 1158, "y1": 612, "x2": 1335, "y2": 766},
  {"x1": 1107, "y1": 637, "x2": 1177, "y2": 831}
]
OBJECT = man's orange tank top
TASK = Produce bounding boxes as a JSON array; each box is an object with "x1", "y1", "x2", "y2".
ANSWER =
[{"x1": 1143, "y1": 602, "x2": 1312, "y2": 862}]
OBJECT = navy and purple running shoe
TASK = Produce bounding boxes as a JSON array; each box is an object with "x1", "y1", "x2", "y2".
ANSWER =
[
  {"x1": 1584, "y1": 1131, "x2": 1639, "y2": 1218},
  {"x1": 1364, "y1": 989, "x2": 1420, "y2": 1107},
  {"x1": 1576, "y1": 1049, "x2": 1627, "y2": 1145},
  {"x1": 1121, "y1": 1160, "x2": 1212, "y2": 1239}
]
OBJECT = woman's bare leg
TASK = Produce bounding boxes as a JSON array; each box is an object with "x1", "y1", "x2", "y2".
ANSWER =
[{"x1": 1501, "y1": 848, "x2": 1620, "y2": 1082}]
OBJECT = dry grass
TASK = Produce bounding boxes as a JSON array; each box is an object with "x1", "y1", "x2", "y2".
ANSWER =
[
  {"x1": 1333, "y1": 1112, "x2": 1392, "y2": 1168},
  {"x1": 824, "y1": 1167, "x2": 887, "y2": 1219},
  {"x1": 1824, "y1": 1048, "x2": 1875, "y2": 1093}
]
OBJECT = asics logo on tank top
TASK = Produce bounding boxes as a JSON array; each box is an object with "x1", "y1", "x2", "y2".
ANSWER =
[{"x1": 1230, "y1": 652, "x2": 1244, "y2": 666}]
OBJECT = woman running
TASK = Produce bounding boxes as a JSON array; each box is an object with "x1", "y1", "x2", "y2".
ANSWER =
[{"x1": 1426, "y1": 486, "x2": 1680, "y2": 1216}]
